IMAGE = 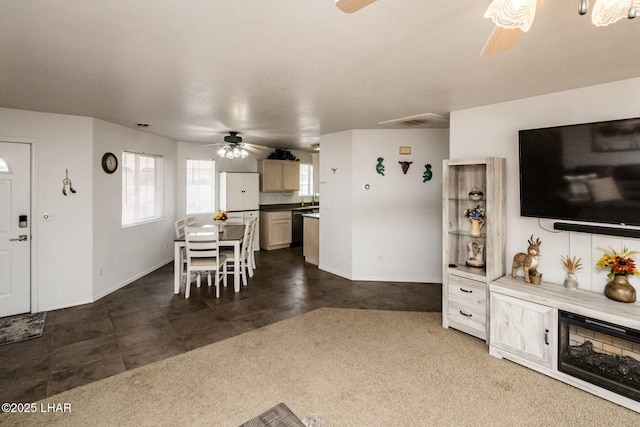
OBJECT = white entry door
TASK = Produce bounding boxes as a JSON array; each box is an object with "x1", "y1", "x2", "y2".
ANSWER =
[{"x1": 0, "y1": 142, "x2": 31, "y2": 317}]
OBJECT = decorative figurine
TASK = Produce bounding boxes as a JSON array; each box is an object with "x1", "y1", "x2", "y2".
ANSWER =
[
  {"x1": 512, "y1": 235, "x2": 542, "y2": 283},
  {"x1": 399, "y1": 161, "x2": 413, "y2": 175},
  {"x1": 423, "y1": 164, "x2": 432, "y2": 182},
  {"x1": 376, "y1": 157, "x2": 385, "y2": 176}
]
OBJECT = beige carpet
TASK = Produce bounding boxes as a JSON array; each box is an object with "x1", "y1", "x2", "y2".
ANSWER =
[{"x1": 2, "y1": 308, "x2": 639, "y2": 426}]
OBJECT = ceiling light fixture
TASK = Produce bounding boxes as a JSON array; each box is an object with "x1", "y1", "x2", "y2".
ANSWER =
[
  {"x1": 217, "y1": 144, "x2": 249, "y2": 160},
  {"x1": 484, "y1": 0, "x2": 638, "y2": 33}
]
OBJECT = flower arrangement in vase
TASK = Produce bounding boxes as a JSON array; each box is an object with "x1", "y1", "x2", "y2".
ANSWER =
[
  {"x1": 561, "y1": 255, "x2": 582, "y2": 290},
  {"x1": 528, "y1": 268, "x2": 543, "y2": 285},
  {"x1": 464, "y1": 205, "x2": 486, "y2": 237},
  {"x1": 213, "y1": 210, "x2": 228, "y2": 231},
  {"x1": 596, "y1": 247, "x2": 638, "y2": 303}
]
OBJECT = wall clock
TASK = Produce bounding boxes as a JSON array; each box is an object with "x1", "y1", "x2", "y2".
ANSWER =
[{"x1": 101, "y1": 152, "x2": 118, "y2": 174}]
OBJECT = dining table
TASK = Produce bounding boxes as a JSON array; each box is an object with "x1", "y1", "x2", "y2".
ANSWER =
[{"x1": 174, "y1": 224, "x2": 245, "y2": 294}]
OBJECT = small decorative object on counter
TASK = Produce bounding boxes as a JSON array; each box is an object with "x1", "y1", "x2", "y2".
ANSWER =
[
  {"x1": 511, "y1": 235, "x2": 541, "y2": 283},
  {"x1": 561, "y1": 255, "x2": 583, "y2": 290},
  {"x1": 399, "y1": 161, "x2": 413, "y2": 174},
  {"x1": 422, "y1": 164, "x2": 432, "y2": 182},
  {"x1": 464, "y1": 205, "x2": 486, "y2": 237},
  {"x1": 465, "y1": 240, "x2": 485, "y2": 268},
  {"x1": 468, "y1": 187, "x2": 483, "y2": 201},
  {"x1": 213, "y1": 210, "x2": 228, "y2": 232},
  {"x1": 529, "y1": 268, "x2": 543, "y2": 285},
  {"x1": 376, "y1": 157, "x2": 385, "y2": 176},
  {"x1": 596, "y1": 246, "x2": 638, "y2": 303}
]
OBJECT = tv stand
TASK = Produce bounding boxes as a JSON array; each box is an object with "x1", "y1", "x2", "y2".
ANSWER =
[
  {"x1": 489, "y1": 276, "x2": 640, "y2": 413},
  {"x1": 553, "y1": 222, "x2": 640, "y2": 238}
]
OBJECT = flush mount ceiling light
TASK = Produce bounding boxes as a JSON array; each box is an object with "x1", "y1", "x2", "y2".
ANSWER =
[{"x1": 482, "y1": 0, "x2": 637, "y2": 55}]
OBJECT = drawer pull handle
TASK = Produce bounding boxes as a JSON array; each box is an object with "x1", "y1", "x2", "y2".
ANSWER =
[
  {"x1": 544, "y1": 329, "x2": 550, "y2": 345},
  {"x1": 459, "y1": 288, "x2": 473, "y2": 293},
  {"x1": 459, "y1": 311, "x2": 472, "y2": 318}
]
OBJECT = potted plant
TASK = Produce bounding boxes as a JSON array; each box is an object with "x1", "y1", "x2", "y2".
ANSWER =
[
  {"x1": 528, "y1": 268, "x2": 542, "y2": 285},
  {"x1": 561, "y1": 255, "x2": 582, "y2": 290}
]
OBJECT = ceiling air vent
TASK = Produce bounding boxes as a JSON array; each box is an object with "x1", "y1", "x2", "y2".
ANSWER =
[{"x1": 378, "y1": 113, "x2": 449, "y2": 129}]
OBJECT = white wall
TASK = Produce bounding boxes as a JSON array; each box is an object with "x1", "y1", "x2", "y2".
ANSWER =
[
  {"x1": 93, "y1": 119, "x2": 176, "y2": 301},
  {"x1": 450, "y1": 77, "x2": 640, "y2": 293},
  {"x1": 319, "y1": 129, "x2": 449, "y2": 282},
  {"x1": 0, "y1": 108, "x2": 94, "y2": 310}
]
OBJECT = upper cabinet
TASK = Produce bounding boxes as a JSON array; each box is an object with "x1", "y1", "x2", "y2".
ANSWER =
[
  {"x1": 258, "y1": 160, "x2": 300, "y2": 192},
  {"x1": 219, "y1": 172, "x2": 259, "y2": 211}
]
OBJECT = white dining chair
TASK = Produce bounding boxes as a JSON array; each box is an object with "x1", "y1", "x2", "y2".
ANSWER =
[
  {"x1": 247, "y1": 217, "x2": 258, "y2": 272},
  {"x1": 184, "y1": 226, "x2": 227, "y2": 298},
  {"x1": 185, "y1": 215, "x2": 198, "y2": 227},
  {"x1": 221, "y1": 219, "x2": 254, "y2": 287}
]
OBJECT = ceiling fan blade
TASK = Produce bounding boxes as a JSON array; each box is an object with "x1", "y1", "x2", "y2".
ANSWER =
[
  {"x1": 242, "y1": 143, "x2": 269, "y2": 153},
  {"x1": 335, "y1": 0, "x2": 377, "y2": 14},
  {"x1": 480, "y1": 26, "x2": 524, "y2": 56}
]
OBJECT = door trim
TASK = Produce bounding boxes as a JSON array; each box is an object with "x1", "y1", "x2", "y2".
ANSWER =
[{"x1": 0, "y1": 136, "x2": 39, "y2": 313}]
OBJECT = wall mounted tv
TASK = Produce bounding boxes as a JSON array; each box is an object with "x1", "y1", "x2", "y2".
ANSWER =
[{"x1": 519, "y1": 117, "x2": 640, "y2": 227}]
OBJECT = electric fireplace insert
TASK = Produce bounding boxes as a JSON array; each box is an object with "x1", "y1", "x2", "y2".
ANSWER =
[{"x1": 558, "y1": 310, "x2": 640, "y2": 402}]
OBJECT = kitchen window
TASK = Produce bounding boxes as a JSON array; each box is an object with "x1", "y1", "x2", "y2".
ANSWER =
[
  {"x1": 122, "y1": 151, "x2": 164, "y2": 226},
  {"x1": 186, "y1": 159, "x2": 215, "y2": 214},
  {"x1": 299, "y1": 163, "x2": 313, "y2": 197}
]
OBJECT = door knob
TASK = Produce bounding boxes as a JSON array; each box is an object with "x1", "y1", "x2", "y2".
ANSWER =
[{"x1": 9, "y1": 235, "x2": 28, "y2": 241}]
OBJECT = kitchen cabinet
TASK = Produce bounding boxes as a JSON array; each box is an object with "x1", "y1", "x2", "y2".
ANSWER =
[
  {"x1": 259, "y1": 210, "x2": 292, "y2": 250},
  {"x1": 258, "y1": 160, "x2": 300, "y2": 192},
  {"x1": 489, "y1": 292, "x2": 556, "y2": 369},
  {"x1": 303, "y1": 214, "x2": 319, "y2": 265},
  {"x1": 442, "y1": 157, "x2": 506, "y2": 341},
  {"x1": 219, "y1": 172, "x2": 259, "y2": 211}
]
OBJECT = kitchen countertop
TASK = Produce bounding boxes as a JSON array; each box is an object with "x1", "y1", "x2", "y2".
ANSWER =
[
  {"x1": 259, "y1": 203, "x2": 320, "y2": 212},
  {"x1": 302, "y1": 213, "x2": 319, "y2": 219}
]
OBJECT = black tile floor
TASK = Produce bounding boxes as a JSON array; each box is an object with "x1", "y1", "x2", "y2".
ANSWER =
[{"x1": 0, "y1": 246, "x2": 442, "y2": 404}]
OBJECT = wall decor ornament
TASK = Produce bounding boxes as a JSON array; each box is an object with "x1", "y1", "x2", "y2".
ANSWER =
[
  {"x1": 376, "y1": 157, "x2": 385, "y2": 176},
  {"x1": 423, "y1": 164, "x2": 432, "y2": 182},
  {"x1": 399, "y1": 161, "x2": 413, "y2": 174},
  {"x1": 511, "y1": 235, "x2": 542, "y2": 284},
  {"x1": 596, "y1": 246, "x2": 638, "y2": 303},
  {"x1": 62, "y1": 169, "x2": 77, "y2": 196}
]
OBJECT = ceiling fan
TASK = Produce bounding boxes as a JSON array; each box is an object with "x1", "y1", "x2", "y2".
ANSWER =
[
  {"x1": 198, "y1": 132, "x2": 268, "y2": 159},
  {"x1": 335, "y1": 0, "x2": 378, "y2": 13}
]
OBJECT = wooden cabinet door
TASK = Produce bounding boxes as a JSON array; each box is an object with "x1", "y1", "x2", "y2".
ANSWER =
[
  {"x1": 490, "y1": 292, "x2": 556, "y2": 368},
  {"x1": 260, "y1": 160, "x2": 283, "y2": 192},
  {"x1": 283, "y1": 162, "x2": 300, "y2": 191},
  {"x1": 269, "y1": 211, "x2": 292, "y2": 246}
]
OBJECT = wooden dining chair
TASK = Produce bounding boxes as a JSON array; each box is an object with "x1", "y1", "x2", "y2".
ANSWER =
[
  {"x1": 184, "y1": 226, "x2": 227, "y2": 298},
  {"x1": 221, "y1": 219, "x2": 254, "y2": 287}
]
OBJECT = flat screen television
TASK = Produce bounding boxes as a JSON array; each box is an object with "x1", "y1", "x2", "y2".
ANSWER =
[{"x1": 519, "y1": 117, "x2": 640, "y2": 227}]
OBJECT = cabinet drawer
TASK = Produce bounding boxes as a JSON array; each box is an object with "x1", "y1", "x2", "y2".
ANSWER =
[
  {"x1": 447, "y1": 275, "x2": 486, "y2": 335},
  {"x1": 269, "y1": 211, "x2": 291, "y2": 221},
  {"x1": 447, "y1": 276, "x2": 486, "y2": 310}
]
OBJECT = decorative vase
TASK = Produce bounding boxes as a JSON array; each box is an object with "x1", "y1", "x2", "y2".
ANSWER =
[
  {"x1": 465, "y1": 240, "x2": 486, "y2": 268},
  {"x1": 530, "y1": 275, "x2": 542, "y2": 285},
  {"x1": 468, "y1": 187, "x2": 484, "y2": 201},
  {"x1": 216, "y1": 221, "x2": 226, "y2": 232},
  {"x1": 604, "y1": 275, "x2": 636, "y2": 303},
  {"x1": 469, "y1": 218, "x2": 484, "y2": 237},
  {"x1": 563, "y1": 273, "x2": 579, "y2": 290}
]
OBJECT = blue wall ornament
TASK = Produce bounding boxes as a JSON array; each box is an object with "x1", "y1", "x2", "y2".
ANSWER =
[
  {"x1": 376, "y1": 157, "x2": 385, "y2": 176},
  {"x1": 423, "y1": 164, "x2": 433, "y2": 182}
]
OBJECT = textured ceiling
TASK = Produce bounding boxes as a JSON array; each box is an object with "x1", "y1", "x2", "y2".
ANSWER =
[{"x1": 1, "y1": 1, "x2": 639, "y2": 150}]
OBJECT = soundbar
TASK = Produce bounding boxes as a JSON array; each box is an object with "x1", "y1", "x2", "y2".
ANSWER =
[{"x1": 553, "y1": 222, "x2": 640, "y2": 238}]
